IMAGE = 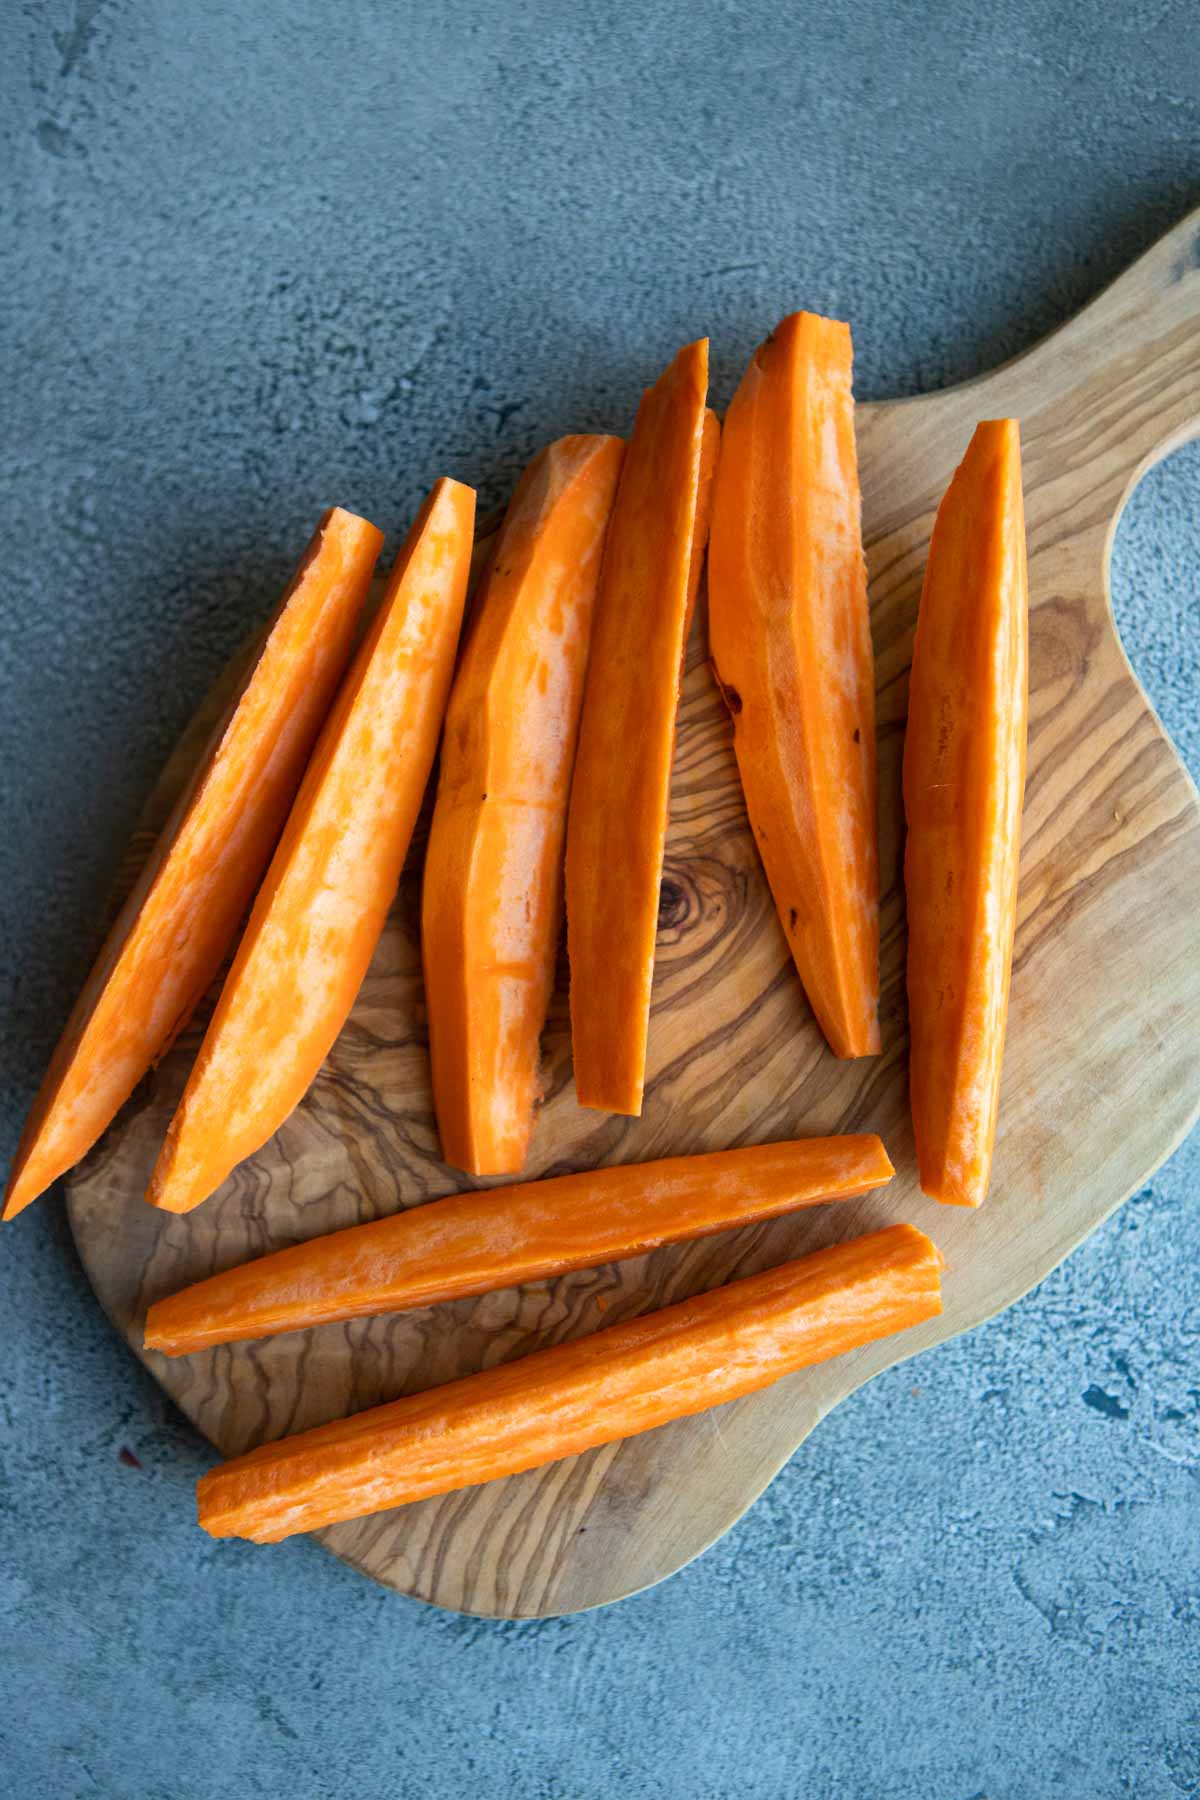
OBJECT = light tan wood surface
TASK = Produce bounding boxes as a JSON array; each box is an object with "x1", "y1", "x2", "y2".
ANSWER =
[{"x1": 67, "y1": 211, "x2": 1200, "y2": 1617}]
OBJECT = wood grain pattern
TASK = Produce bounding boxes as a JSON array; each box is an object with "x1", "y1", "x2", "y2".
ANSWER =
[{"x1": 67, "y1": 212, "x2": 1200, "y2": 1617}]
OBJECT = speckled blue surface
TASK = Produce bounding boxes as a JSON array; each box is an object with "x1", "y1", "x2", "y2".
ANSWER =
[{"x1": 3, "y1": 5, "x2": 1199, "y2": 1796}]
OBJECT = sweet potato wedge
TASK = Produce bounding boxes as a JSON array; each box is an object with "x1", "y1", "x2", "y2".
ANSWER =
[
  {"x1": 146, "y1": 1134, "x2": 894, "y2": 1354},
  {"x1": 146, "y1": 480, "x2": 474, "y2": 1214},
  {"x1": 566, "y1": 341, "x2": 719, "y2": 1114},
  {"x1": 3, "y1": 509, "x2": 382, "y2": 1220},
  {"x1": 709, "y1": 313, "x2": 880, "y2": 1057},
  {"x1": 197, "y1": 1223, "x2": 942, "y2": 1542},
  {"x1": 904, "y1": 420, "x2": 1028, "y2": 1206},
  {"x1": 423, "y1": 435, "x2": 625, "y2": 1174}
]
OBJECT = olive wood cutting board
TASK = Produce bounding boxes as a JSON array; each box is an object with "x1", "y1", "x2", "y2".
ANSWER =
[{"x1": 66, "y1": 211, "x2": 1200, "y2": 1617}]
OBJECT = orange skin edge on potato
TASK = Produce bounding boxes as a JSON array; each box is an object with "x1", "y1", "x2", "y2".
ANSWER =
[
  {"x1": 146, "y1": 479, "x2": 475, "y2": 1215},
  {"x1": 566, "y1": 338, "x2": 719, "y2": 1115},
  {"x1": 3, "y1": 508, "x2": 383, "y2": 1221},
  {"x1": 903, "y1": 419, "x2": 1028, "y2": 1207},
  {"x1": 708, "y1": 312, "x2": 880, "y2": 1059},
  {"x1": 422, "y1": 434, "x2": 626, "y2": 1176}
]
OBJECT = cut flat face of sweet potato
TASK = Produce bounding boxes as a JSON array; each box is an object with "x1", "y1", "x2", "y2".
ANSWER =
[
  {"x1": 709, "y1": 313, "x2": 880, "y2": 1060},
  {"x1": 146, "y1": 479, "x2": 475, "y2": 1216},
  {"x1": 3, "y1": 507, "x2": 383, "y2": 1221}
]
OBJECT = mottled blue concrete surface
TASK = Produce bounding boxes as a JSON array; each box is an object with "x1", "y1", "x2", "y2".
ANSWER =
[{"x1": 2, "y1": 5, "x2": 1199, "y2": 1796}]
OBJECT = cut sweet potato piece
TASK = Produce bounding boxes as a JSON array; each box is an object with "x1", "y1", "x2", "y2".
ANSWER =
[
  {"x1": 904, "y1": 420, "x2": 1028, "y2": 1207},
  {"x1": 423, "y1": 435, "x2": 625, "y2": 1175},
  {"x1": 566, "y1": 341, "x2": 718, "y2": 1115},
  {"x1": 146, "y1": 479, "x2": 475, "y2": 1214},
  {"x1": 197, "y1": 1222, "x2": 942, "y2": 1542},
  {"x1": 3, "y1": 509, "x2": 382, "y2": 1221},
  {"x1": 708, "y1": 312, "x2": 880, "y2": 1058},
  {"x1": 145, "y1": 1134, "x2": 894, "y2": 1353}
]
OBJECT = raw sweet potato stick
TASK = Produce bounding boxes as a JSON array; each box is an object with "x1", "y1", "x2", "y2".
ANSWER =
[
  {"x1": 145, "y1": 1134, "x2": 894, "y2": 1354},
  {"x1": 904, "y1": 420, "x2": 1028, "y2": 1206},
  {"x1": 3, "y1": 509, "x2": 382, "y2": 1220},
  {"x1": 708, "y1": 313, "x2": 880, "y2": 1057},
  {"x1": 566, "y1": 340, "x2": 719, "y2": 1114},
  {"x1": 197, "y1": 1222, "x2": 942, "y2": 1542},
  {"x1": 146, "y1": 479, "x2": 475, "y2": 1214},
  {"x1": 423, "y1": 435, "x2": 625, "y2": 1175}
]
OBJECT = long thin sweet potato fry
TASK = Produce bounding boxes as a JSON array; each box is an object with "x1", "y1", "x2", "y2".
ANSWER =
[
  {"x1": 145, "y1": 1134, "x2": 894, "y2": 1354},
  {"x1": 3, "y1": 510, "x2": 382, "y2": 1221},
  {"x1": 904, "y1": 420, "x2": 1028, "y2": 1207},
  {"x1": 197, "y1": 1222, "x2": 941, "y2": 1542},
  {"x1": 566, "y1": 341, "x2": 719, "y2": 1115},
  {"x1": 708, "y1": 312, "x2": 880, "y2": 1058},
  {"x1": 146, "y1": 479, "x2": 475, "y2": 1215},
  {"x1": 423, "y1": 435, "x2": 626, "y2": 1175}
]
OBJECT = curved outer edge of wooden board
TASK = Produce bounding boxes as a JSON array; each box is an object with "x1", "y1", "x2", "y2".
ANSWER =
[{"x1": 63, "y1": 209, "x2": 1200, "y2": 1618}]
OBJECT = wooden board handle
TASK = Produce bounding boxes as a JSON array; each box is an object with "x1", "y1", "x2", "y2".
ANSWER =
[
  {"x1": 861, "y1": 208, "x2": 1200, "y2": 556},
  {"x1": 1018, "y1": 207, "x2": 1200, "y2": 528}
]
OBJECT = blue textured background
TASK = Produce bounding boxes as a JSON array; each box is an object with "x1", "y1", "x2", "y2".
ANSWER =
[{"x1": 3, "y1": 5, "x2": 1198, "y2": 1796}]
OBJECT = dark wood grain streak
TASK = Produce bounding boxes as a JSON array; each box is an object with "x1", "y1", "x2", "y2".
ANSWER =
[{"x1": 67, "y1": 211, "x2": 1200, "y2": 1617}]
